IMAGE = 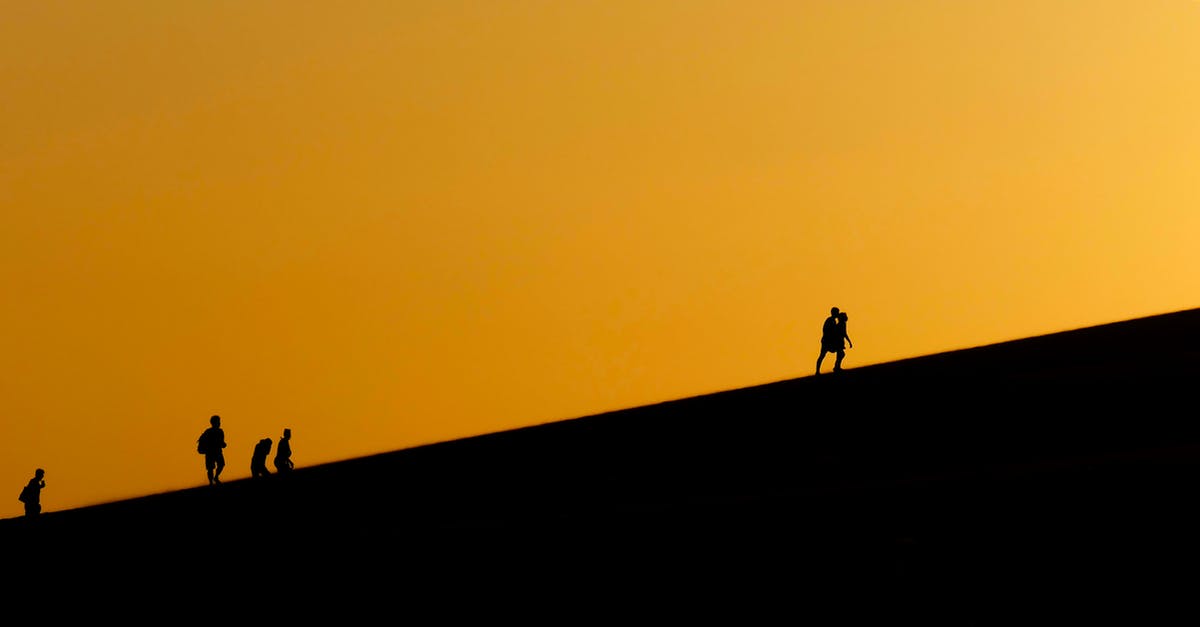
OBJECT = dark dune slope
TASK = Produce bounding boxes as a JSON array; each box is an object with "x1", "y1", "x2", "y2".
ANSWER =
[{"x1": 4, "y1": 307, "x2": 1200, "y2": 603}]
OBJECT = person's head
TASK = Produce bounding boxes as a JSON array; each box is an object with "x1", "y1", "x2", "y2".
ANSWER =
[
  {"x1": 839, "y1": 312, "x2": 848, "y2": 322},
  {"x1": 830, "y1": 307, "x2": 840, "y2": 316},
  {"x1": 210, "y1": 415, "x2": 221, "y2": 427},
  {"x1": 34, "y1": 468, "x2": 44, "y2": 478},
  {"x1": 283, "y1": 428, "x2": 291, "y2": 439}
]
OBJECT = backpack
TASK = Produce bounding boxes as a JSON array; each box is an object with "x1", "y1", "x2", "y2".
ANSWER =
[
  {"x1": 197, "y1": 430, "x2": 210, "y2": 455},
  {"x1": 18, "y1": 485, "x2": 29, "y2": 503}
]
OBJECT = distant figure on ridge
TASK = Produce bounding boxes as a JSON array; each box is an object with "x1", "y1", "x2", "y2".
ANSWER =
[
  {"x1": 198, "y1": 414, "x2": 227, "y2": 485},
  {"x1": 18, "y1": 468, "x2": 46, "y2": 517},
  {"x1": 251, "y1": 437, "x2": 273, "y2": 478},
  {"x1": 816, "y1": 307, "x2": 853, "y2": 375},
  {"x1": 274, "y1": 428, "x2": 294, "y2": 474}
]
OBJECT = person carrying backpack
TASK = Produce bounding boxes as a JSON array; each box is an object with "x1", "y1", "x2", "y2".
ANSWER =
[
  {"x1": 198, "y1": 415, "x2": 227, "y2": 485},
  {"x1": 18, "y1": 468, "x2": 46, "y2": 517}
]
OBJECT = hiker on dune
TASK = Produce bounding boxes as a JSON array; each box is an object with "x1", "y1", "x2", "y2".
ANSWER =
[{"x1": 816, "y1": 307, "x2": 852, "y2": 375}]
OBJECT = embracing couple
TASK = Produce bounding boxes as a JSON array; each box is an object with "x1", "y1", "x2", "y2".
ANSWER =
[{"x1": 815, "y1": 306, "x2": 852, "y2": 375}]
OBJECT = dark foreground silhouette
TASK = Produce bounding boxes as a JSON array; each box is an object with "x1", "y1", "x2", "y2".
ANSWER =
[{"x1": 4, "y1": 307, "x2": 1200, "y2": 618}]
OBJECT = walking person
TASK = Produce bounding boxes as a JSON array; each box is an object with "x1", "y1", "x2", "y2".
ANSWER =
[
  {"x1": 198, "y1": 414, "x2": 227, "y2": 485},
  {"x1": 815, "y1": 306, "x2": 853, "y2": 375},
  {"x1": 18, "y1": 468, "x2": 46, "y2": 517},
  {"x1": 250, "y1": 437, "x2": 273, "y2": 478},
  {"x1": 274, "y1": 428, "x2": 294, "y2": 474},
  {"x1": 834, "y1": 310, "x2": 852, "y2": 372}
]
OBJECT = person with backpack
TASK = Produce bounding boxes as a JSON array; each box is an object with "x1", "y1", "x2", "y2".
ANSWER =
[
  {"x1": 198, "y1": 415, "x2": 227, "y2": 485},
  {"x1": 19, "y1": 468, "x2": 46, "y2": 517}
]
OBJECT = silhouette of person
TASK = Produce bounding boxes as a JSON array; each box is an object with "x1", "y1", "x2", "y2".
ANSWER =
[
  {"x1": 835, "y1": 311, "x2": 852, "y2": 370},
  {"x1": 274, "y1": 428, "x2": 294, "y2": 474},
  {"x1": 19, "y1": 468, "x2": 46, "y2": 517},
  {"x1": 816, "y1": 307, "x2": 853, "y2": 375},
  {"x1": 201, "y1": 414, "x2": 227, "y2": 485},
  {"x1": 251, "y1": 437, "x2": 273, "y2": 478}
]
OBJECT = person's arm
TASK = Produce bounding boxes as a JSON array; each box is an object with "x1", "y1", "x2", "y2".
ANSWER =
[{"x1": 845, "y1": 328, "x2": 852, "y2": 348}]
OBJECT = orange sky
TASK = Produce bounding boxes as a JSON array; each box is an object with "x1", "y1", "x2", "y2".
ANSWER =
[{"x1": 2, "y1": 0, "x2": 1198, "y2": 516}]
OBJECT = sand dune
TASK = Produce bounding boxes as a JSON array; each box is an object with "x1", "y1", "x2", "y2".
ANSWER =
[{"x1": 4, "y1": 308, "x2": 1199, "y2": 616}]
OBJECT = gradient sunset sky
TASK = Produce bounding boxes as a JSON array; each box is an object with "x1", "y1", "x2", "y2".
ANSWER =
[{"x1": 3, "y1": 1, "x2": 1198, "y2": 516}]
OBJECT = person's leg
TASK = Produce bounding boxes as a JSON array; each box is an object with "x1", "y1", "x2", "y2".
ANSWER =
[
  {"x1": 816, "y1": 350, "x2": 826, "y2": 375},
  {"x1": 214, "y1": 455, "x2": 224, "y2": 483},
  {"x1": 833, "y1": 349, "x2": 845, "y2": 372},
  {"x1": 206, "y1": 458, "x2": 215, "y2": 484}
]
